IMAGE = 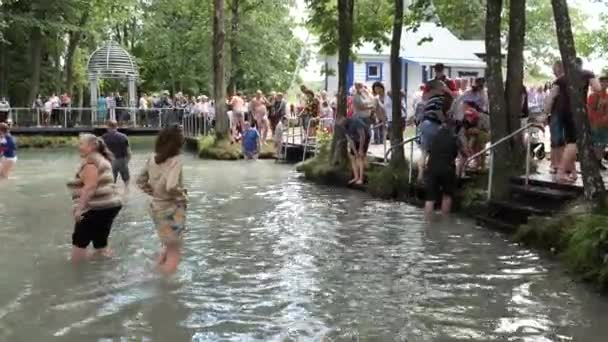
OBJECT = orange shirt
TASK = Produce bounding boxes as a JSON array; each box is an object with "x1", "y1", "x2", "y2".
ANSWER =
[{"x1": 587, "y1": 91, "x2": 608, "y2": 127}]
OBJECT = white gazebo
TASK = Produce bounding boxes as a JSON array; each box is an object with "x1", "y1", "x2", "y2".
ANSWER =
[{"x1": 87, "y1": 40, "x2": 139, "y2": 123}]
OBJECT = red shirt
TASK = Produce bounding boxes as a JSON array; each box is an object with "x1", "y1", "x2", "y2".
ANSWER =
[{"x1": 423, "y1": 76, "x2": 458, "y2": 94}]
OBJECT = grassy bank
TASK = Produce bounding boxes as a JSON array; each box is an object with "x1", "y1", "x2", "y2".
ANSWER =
[
  {"x1": 15, "y1": 136, "x2": 78, "y2": 148},
  {"x1": 198, "y1": 135, "x2": 276, "y2": 160},
  {"x1": 515, "y1": 209, "x2": 608, "y2": 291},
  {"x1": 13, "y1": 135, "x2": 156, "y2": 149}
]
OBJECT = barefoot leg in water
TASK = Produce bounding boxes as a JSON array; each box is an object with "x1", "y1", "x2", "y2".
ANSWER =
[{"x1": 160, "y1": 244, "x2": 181, "y2": 275}]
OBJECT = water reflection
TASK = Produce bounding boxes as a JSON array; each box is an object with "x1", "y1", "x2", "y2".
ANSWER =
[{"x1": 0, "y1": 150, "x2": 606, "y2": 341}]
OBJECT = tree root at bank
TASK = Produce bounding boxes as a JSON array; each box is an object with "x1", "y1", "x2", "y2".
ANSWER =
[
  {"x1": 515, "y1": 208, "x2": 608, "y2": 292},
  {"x1": 198, "y1": 135, "x2": 276, "y2": 160}
]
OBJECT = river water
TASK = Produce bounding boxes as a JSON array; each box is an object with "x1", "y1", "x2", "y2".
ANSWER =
[{"x1": 0, "y1": 148, "x2": 607, "y2": 341}]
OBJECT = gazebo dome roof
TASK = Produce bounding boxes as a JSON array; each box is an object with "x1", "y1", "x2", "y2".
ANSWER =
[{"x1": 87, "y1": 41, "x2": 139, "y2": 79}]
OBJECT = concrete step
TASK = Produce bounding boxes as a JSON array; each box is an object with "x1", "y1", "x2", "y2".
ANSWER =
[
  {"x1": 510, "y1": 184, "x2": 580, "y2": 202},
  {"x1": 510, "y1": 175, "x2": 583, "y2": 194},
  {"x1": 490, "y1": 200, "x2": 554, "y2": 219}
]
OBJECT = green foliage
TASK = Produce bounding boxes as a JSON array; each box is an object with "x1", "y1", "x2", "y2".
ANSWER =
[
  {"x1": 515, "y1": 213, "x2": 608, "y2": 291},
  {"x1": 305, "y1": 0, "x2": 392, "y2": 56},
  {"x1": 15, "y1": 135, "x2": 78, "y2": 148},
  {"x1": 296, "y1": 130, "x2": 350, "y2": 184},
  {"x1": 198, "y1": 134, "x2": 276, "y2": 160},
  {"x1": 366, "y1": 164, "x2": 411, "y2": 199},
  {"x1": 0, "y1": 0, "x2": 302, "y2": 105},
  {"x1": 564, "y1": 215, "x2": 608, "y2": 288}
]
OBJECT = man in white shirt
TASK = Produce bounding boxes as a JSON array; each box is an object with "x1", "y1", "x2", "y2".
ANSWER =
[{"x1": 0, "y1": 97, "x2": 10, "y2": 123}]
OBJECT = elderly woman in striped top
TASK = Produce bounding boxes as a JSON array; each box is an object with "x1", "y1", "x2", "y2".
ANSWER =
[{"x1": 67, "y1": 134, "x2": 122, "y2": 262}]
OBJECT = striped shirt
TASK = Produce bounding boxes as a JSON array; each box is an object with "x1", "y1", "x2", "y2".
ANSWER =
[
  {"x1": 423, "y1": 94, "x2": 447, "y2": 123},
  {"x1": 67, "y1": 152, "x2": 121, "y2": 211}
]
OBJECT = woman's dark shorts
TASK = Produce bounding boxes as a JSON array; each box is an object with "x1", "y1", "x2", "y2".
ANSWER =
[{"x1": 72, "y1": 206, "x2": 122, "y2": 249}]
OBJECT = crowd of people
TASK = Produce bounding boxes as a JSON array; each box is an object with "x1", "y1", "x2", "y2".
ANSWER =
[{"x1": 337, "y1": 61, "x2": 608, "y2": 219}]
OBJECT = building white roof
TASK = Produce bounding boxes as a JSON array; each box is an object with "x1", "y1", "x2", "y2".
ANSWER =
[{"x1": 353, "y1": 22, "x2": 486, "y2": 68}]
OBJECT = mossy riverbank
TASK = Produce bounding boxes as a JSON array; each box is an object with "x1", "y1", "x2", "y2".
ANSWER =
[
  {"x1": 515, "y1": 208, "x2": 608, "y2": 292},
  {"x1": 197, "y1": 135, "x2": 277, "y2": 160},
  {"x1": 13, "y1": 135, "x2": 156, "y2": 149}
]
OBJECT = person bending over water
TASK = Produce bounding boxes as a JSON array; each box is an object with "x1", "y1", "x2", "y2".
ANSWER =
[
  {"x1": 102, "y1": 120, "x2": 131, "y2": 189},
  {"x1": 424, "y1": 121, "x2": 467, "y2": 220},
  {"x1": 0, "y1": 123, "x2": 17, "y2": 178},
  {"x1": 67, "y1": 134, "x2": 122, "y2": 262},
  {"x1": 137, "y1": 126, "x2": 187, "y2": 275},
  {"x1": 242, "y1": 121, "x2": 261, "y2": 160},
  {"x1": 339, "y1": 116, "x2": 370, "y2": 185}
]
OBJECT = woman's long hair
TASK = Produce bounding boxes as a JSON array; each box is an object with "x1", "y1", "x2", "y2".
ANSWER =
[
  {"x1": 155, "y1": 125, "x2": 184, "y2": 164},
  {"x1": 80, "y1": 133, "x2": 114, "y2": 161}
]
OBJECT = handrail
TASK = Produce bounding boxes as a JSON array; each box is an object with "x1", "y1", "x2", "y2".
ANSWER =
[
  {"x1": 384, "y1": 134, "x2": 420, "y2": 184},
  {"x1": 384, "y1": 135, "x2": 420, "y2": 161},
  {"x1": 462, "y1": 122, "x2": 541, "y2": 171},
  {"x1": 302, "y1": 117, "x2": 334, "y2": 161},
  {"x1": 462, "y1": 122, "x2": 543, "y2": 200}
]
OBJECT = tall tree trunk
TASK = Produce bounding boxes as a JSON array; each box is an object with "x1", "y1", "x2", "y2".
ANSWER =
[
  {"x1": 228, "y1": 0, "x2": 240, "y2": 95},
  {"x1": 27, "y1": 27, "x2": 43, "y2": 106},
  {"x1": 389, "y1": 0, "x2": 405, "y2": 167},
  {"x1": 551, "y1": 0, "x2": 606, "y2": 205},
  {"x1": 504, "y1": 0, "x2": 525, "y2": 162},
  {"x1": 0, "y1": 41, "x2": 7, "y2": 98},
  {"x1": 65, "y1": 12, "x2": 90, "y2": 96},
  {"x1": 213, "y1": 0, "x2": 229, "y2": 138},
  {"x1": 330, "y1": 0, "x2": 354, "y2": 166},
  {"x1": 485, "y1": 0, "x2": 511, "y2": 199}
]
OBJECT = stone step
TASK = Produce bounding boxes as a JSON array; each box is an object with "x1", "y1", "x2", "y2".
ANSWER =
[
  {"x1": 489, "y1": 200, "x2": 554, "y2": 223},
  {"x1": 509, "y1": 184, "x2": 580, "y2": 202},
  {"x1": 475, "y1": 214, "x2": 518, "y2": 233},
  {"x1": 510, "y1": 175, "x2": 583, "y2": 193}
]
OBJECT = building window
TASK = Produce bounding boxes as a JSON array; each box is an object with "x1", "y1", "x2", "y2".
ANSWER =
[
  {"x1": 366, "y1": 62, "x2": 382, "y2": 81},
  {"x1": 458, "y1": 71, "x2": 479, "y2": 78}
]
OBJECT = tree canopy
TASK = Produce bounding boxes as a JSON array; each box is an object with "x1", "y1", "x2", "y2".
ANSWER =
[{"x1": 0, "y1": 0, "x2": 304, "y2": 106}]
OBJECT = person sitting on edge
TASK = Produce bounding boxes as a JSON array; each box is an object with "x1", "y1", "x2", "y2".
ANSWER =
[
  {"x1": 417, "y1": 79, "x2": 453, "y2": 184},
  {"x1": 425, "y1": 121, "x2": 468, "y2": 220},
  {"x1": 102, "y1": 120, "x2": 131, "y2": 189},
  {"x1": 274, "y1": 116, "x2": 288, "y2": 159},
  {"x1": 242, "y1": 121, "x2": 261, "y2": 160},
  {"x1": 0, "y1": 123, "x2": 17, "y2": 179},
  {"x1": 338, "y1": 116, "x2": 370, "y2": 185}
]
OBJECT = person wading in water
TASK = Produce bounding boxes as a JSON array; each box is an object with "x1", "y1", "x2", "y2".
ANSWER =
[
  {"x1": 0, "y1": 123, "x2": 17, "y2": 179},
  {"x1": 102, "y1": 120, "x2": 131, "y2": 191},
  {"x1": 67, "y1": 134, "x2": 122, "y2": 262},
  {"x1": 137, "y1": 125, "x2": 187, "y2": 275}
]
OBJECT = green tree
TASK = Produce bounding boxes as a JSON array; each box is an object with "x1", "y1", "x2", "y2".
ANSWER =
[{"x1": 305, "y1": 0, "x2": 391, "y2": 165}]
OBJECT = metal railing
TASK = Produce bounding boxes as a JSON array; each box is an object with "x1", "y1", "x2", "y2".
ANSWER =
[
  {"x1": 461, "y1": 122, "x2": 543, "y2": 201},
  {"x1": 301, "y1": 117, "x2": 335, "y2": 161},
  {"x1": 384, "y1": 134, "x2": 421, "y2": 184},
  {"x1": 2, "y1": 107, "x2": 204, "y2": 129},
  {"x1": 182, "y1": 113, "x2": 214, "y2": 139}
]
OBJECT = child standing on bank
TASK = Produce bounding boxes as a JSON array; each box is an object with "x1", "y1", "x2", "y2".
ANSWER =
[{"x1": 137, "y1": 125, "x2": 188, "y2": 275}]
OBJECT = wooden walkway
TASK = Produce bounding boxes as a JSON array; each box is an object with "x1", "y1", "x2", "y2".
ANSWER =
[{"x1": 10, "y1": 126, "x2": 161, "y2": 136}]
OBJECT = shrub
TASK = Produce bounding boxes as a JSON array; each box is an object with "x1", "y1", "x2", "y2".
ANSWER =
[
  {"x1": 198, "y1": 135, "x2": 276, "y2": 160},
  {"x1": 366, "y1": 164, "x2": 411, "y2": 199}
]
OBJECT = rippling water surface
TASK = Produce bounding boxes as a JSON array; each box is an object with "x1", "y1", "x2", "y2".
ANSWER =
[{"x1": 0, "y1": 148, "x2": 607, "y2": 341}]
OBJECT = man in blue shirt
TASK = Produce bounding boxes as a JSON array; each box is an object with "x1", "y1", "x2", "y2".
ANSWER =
[
  {"x1": 0, "y1": 123, "x2": 17, "y2": 178},
  {"x1": 242, "y1": 121, "x2": 261, "y2": 160}
]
